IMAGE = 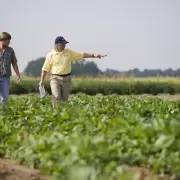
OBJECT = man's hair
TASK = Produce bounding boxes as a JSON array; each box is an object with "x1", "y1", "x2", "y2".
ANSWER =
[{"x1": 0, "y1": 32, "x2": 11, "y2": 40}]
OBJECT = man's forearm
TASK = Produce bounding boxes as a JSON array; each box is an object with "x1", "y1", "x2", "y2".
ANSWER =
[
  {"x1": 12, "y1": 63, "x2": 20, "y2": 77},
  {"x1": 40, "y1": 70, "x2": 47, "y2": 82},
  {"x1": 83, "y1": 53, "x2": 94, "y2": 58}
]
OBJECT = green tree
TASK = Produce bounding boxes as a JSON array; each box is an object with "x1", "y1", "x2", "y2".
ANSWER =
[
  {"x1": 23, "y1": 58, "x2": 102, "y2": 77},
  {"x1": 24, "y1": 57, "x2": 45, "y2": 77}
]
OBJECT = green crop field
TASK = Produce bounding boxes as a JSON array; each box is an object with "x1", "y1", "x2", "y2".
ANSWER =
[
  {"x1": 1, "y1": 93, "x2": 180, "y2": 179},
  {"x1": 11, "y1": 75, "x2": 180, "y2": 83},
  {"x1": 9, "y1": 76, "x2": 180, "y2": 95}
]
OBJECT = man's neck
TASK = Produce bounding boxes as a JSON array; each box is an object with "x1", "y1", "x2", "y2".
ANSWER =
[{"x1": 54, "y1": 48, "x2": 64, "y2": 52}]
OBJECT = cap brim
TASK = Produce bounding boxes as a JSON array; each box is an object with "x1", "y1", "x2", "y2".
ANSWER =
[
  {"x1": 58, "y1": 41, "x2": 69, "y2": 45},
  {"x1": 64, "y1": 41, "x2": 69, "y2": 44}
]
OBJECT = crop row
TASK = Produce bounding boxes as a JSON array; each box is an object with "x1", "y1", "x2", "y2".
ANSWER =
[
  {"x1": 1, "y1": 94, "x2": 180, "y2": 179},
  {"x1": 9, "y1": 78, "x2": 180, "y2": 95}
]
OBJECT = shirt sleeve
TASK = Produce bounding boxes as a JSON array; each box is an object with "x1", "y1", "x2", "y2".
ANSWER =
[
  {"x1": 11, "y1": 48, "x2": 17, "y2": 65},
  {"x1": 42, "y1": 53, "x2": 52, "y2": 72},
  {"x1": 69, "y1": 49, "x2": 83, "y2": 61}
]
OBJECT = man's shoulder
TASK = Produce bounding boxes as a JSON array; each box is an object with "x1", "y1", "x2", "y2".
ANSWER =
[
  {"x1": 64, "y1": 48, "x2": 82, "y2": 55},
  {"x1": 46, "y1": 49, "x2": 56, "y2": 60},
  {"x1": 6, "y1": 46, "x2": 15, "y2": 53},
  {"x1": 64, "y1": 48, "x2": 73, "y2": 53}
]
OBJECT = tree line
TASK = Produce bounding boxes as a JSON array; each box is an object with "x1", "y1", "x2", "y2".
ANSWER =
[{"x1": 23, "y1": 57, "x2": 180, "y2": 77}]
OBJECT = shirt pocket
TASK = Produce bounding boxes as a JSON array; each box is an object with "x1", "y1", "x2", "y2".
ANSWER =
[
  {"x1": 62, "y1": 53, "x2": 71, "y2": 64},
  {"x1": 3, "y1": 52, "x2": 12, "y2": 64}
]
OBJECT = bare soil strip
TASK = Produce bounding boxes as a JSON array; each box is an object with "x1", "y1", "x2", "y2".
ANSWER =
[
  {"x1": 0, "y1": 159, "x2": 172, "y2": 180},
  {"x1": 0, "y1": 159, "x2": 51, "y2": 180}
]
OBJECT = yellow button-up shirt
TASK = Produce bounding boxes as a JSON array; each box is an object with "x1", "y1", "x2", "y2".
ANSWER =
[{"x1": 42, "y1": 49, "x2": 83, "y2": 75}]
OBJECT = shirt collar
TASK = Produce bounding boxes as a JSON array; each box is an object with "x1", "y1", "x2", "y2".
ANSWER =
[{"x1": 52, "y1": 49, "x2": 66, "y2": 55}]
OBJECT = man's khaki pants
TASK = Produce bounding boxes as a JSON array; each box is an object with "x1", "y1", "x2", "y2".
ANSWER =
[{"x1": 50, "y1": 74, "x2": 72, "y2": 107}]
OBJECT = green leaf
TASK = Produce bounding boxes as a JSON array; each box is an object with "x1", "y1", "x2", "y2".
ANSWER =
[{"x1": 154, "y1": 134, "x2": 175, "y2": 149}]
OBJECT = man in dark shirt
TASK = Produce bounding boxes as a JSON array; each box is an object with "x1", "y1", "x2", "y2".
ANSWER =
[{"x1": 0, "y1": 32, "x2": 21, "y2": 106}]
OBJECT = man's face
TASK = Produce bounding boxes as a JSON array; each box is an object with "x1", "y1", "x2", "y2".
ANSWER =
[
  {"x1": 1, "y1": 39, "x2": 10, "y2": 48},
  {"x1": 56, "y1": 43, "x2": 66, "y2": 51}
]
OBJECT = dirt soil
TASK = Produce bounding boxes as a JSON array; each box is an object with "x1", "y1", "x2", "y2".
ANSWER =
[
  {"x1": 145, "y1": 94, "x2": 180, "y2": 101},
  {"x1": 0, "y1": 159, "x2": 51, "y2": 180},
  {"x1": 129, "y1": 167, "x2": 171, "y2": 180},
  {"x1": 157, "y1": 94, "x2": 180, "y2": 101},
  {"x1": 0, "y1": 158, "x2": 172, "y2": 180}
]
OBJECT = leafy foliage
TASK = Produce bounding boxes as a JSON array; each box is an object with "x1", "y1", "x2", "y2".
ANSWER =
[
  {"x1": 9, "y1": 78, "x2": 180, "y2": 95},
  {"x1": 23, "y1": 58, "x2": 102, "y2": 77},
  {"x1": 23, "y1": 57, "x2": 180, "y2": 77},
  {"x1": 24, "y1": 58, "x2": 45, "y2": 77},
  {"x1": 1, "y1": 94, "x2": 180, "y2": 179}
]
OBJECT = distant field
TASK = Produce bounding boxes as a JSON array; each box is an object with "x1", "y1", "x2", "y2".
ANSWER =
[
  {"x1": 9, "y1": 75, "x2": 180, "y2": 95},
  {"x1": 11, "y1": 75, "x2": 180, "y2": 83}
]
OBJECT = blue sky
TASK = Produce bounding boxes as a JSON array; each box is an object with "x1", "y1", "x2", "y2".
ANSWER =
[{"x1": 1, "y1": 0, "x2": 180, "y2": 72}]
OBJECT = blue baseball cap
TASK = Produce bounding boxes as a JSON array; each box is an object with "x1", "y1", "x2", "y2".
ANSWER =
[{"x1": 55, "y1": 36, "x2": 69, "y2": 45}]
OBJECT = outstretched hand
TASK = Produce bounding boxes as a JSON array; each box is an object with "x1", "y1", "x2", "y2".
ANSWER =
[{"x1": 94, "y1": 54, "x2": 107, "y2": 59}]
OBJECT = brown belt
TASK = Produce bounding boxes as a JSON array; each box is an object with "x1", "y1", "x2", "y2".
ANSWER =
[{"x1": 51, "y1": 73, "x2": 71, "y2": 77}]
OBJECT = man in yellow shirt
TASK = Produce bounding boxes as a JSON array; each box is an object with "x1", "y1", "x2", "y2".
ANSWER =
[{"x1": 39, "y1": 36, "x2": 106, "y2": 107}]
